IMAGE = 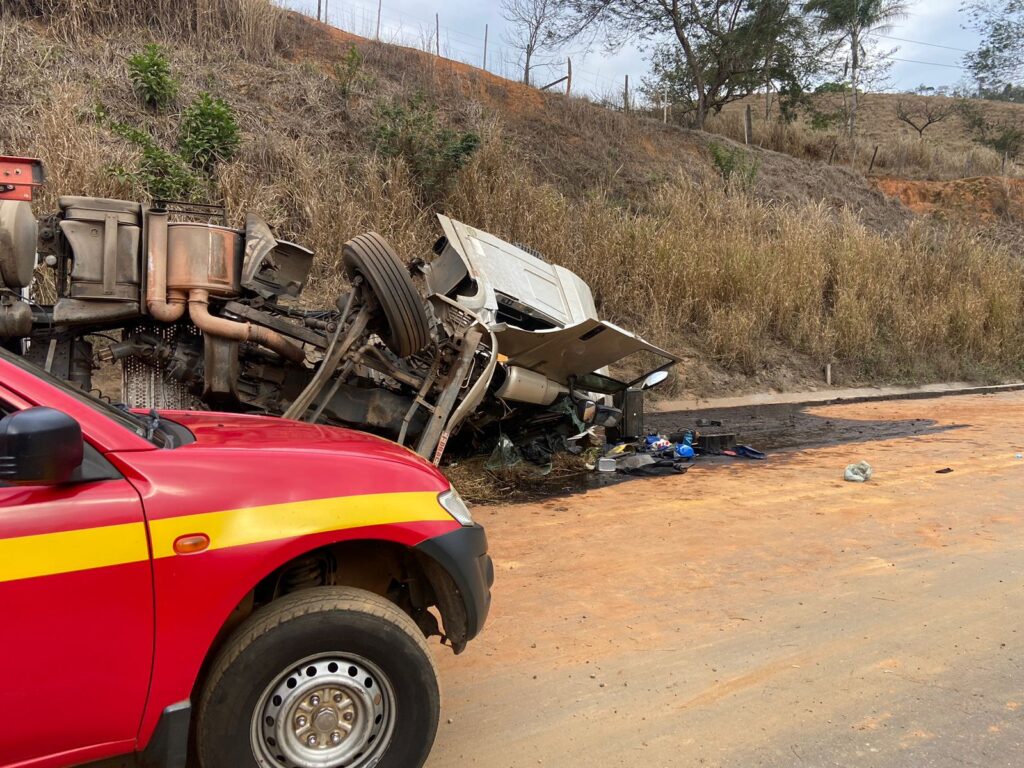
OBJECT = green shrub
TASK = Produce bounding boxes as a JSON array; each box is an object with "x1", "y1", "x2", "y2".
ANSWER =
[
  {"x1": 178, "y1": 92, "x2": 241, "y2": 172},
  {"x1": 105, "y1": 117, "x2": 200, "y2": 200},
  {"x1": 334, "y1": 45, "x2": 364, "y2": 97},
  {"x1": 958, "y1": 100, "x2": 1024, "y2": 159},
  {"x1": 708, "y1": 142, "x2": 760, "y2": 191},
  {"x1": 127, "y1": 44, "x2": 178, "y2": 110},
  {"x1": 372, "y1": 95, "x2": 480, "y2": 202}
]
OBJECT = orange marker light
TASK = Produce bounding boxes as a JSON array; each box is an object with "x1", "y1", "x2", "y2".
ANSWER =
[{"x1": 173, "y1": 533, "x2": 211, "y2": 555}]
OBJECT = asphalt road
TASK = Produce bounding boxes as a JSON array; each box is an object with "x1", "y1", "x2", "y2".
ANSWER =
[{"x1": 426, "y1": 392, "x2": 1024, "y2": 767}]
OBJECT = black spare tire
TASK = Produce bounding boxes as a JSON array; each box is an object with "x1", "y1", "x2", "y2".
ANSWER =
[{"x1": 342, "y1": 232, "x2": 430, "y2": 358}]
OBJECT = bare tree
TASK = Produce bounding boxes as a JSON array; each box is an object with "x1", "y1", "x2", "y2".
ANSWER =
[
  {"x1": 895, "y1": 98, "x2": 953, "y2": 139},
  {"x1": 502, "y1": 0, "x2": 561, "y2": 85}
]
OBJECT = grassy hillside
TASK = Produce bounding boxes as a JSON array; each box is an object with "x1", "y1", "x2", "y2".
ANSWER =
[
  {"x1": 3, "y1": 1, "x2": 1024, "y2": 393},
  {"x1": 714, "y1": 93, "x2": 1024, "y2": 181}
]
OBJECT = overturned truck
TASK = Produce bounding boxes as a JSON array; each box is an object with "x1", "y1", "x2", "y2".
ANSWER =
[{"x1": 0, "y1": 157, "x2": 679, "y2": 462}]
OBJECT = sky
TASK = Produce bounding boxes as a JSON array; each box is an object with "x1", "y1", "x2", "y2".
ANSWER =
[{"x1": 278, "y1": 0, "x2": 981, "y2": 98}]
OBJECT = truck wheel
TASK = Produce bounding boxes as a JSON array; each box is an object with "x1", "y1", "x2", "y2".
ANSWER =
[
  {"x1": 196, "y1": 587, "x2": 440, "y2": 768},
  {"x1": 342, "y1": 232, "x2": 431, "y2": 358}
]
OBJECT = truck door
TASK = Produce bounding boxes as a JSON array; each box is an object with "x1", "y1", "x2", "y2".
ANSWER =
[{"x1": 0, "y1": 388, "x2": 155, "y2": 767}]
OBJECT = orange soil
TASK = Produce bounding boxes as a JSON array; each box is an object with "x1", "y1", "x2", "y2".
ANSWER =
[
  {"x1": 874, "y1": 176, "x2": 1024, "y2": 222},
  {"x1": 285, "y1": 11, "x2": 546, "y2": 115}
]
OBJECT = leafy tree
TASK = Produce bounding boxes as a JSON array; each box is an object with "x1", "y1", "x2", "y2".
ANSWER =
[
  {"x1": 803, "y1": 0, "x2": 907, "y2": 135},
  {"x1": 645, "y1": 0, "x2": 822, "y2": 124},
  {"x1": 559, "y1": 0, "x2": 817, "y2": 129},
  {"x1": 963, "y1": 0, "x2": 1024, "y2": 95}
]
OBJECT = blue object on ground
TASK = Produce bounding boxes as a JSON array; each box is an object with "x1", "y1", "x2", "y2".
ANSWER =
[{"x1": 674, "y1": 443, "x2": 695, "y2": 459}]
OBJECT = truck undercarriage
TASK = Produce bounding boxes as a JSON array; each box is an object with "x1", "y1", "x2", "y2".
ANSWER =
[{"x1": 0, "y1": 156, "x2": 679, "y2": 463}]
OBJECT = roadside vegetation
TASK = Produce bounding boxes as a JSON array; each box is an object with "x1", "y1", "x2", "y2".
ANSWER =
[{"x1": 3, "y1": 1, "x2": 1024, "y2": 396}]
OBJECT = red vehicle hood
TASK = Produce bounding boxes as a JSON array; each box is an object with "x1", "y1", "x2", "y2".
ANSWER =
[
  {"x1": 128, "y1": 410, "x2": 451, "y2": 497},
  {"x1": 157, "y1": 410, "x2": 425, "y2": 460}
]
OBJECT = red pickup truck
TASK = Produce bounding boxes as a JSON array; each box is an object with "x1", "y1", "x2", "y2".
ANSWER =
[{"x1": 0, "y1": 346, "x2": 492, "y2": 768}]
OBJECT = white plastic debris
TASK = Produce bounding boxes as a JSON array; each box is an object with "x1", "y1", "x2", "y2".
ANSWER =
[{"x1": 844, "y1": 461, "x2": 873, "y2": 483}]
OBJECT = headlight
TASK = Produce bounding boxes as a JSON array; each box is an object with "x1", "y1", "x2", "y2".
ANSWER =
[{"x1": 438, "y1": 488, "x2": 474, "y2": 526}]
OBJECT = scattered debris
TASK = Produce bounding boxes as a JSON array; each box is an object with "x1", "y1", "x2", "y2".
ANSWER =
[
  {"x1": 844, "y1": 461, "x2": 874, "y2": 483},
  {"x1": 594, "y1": 426, "x2": 765, "y2": 478},
  {"x1": 734, "y1": 444, "x2": 766, "y2": 460},
  {"x1": 935, "y1": 467, "x2": 954, "y2": 474}
]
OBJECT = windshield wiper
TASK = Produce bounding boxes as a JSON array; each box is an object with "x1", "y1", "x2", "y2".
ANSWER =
[
  {"x1": 142, "y1": 408, "x2": 161, "y2": 441},
  {"x1": 113, "y1": 403, "x2": 163, "y2": 443}
]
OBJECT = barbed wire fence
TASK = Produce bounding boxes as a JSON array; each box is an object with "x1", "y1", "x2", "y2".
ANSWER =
[
  {"x1": 275, "y1": 0, "x2": 633, "y2": 103},
  {"x1": 273, "y1": 3, "x2": 1021, "y2": 180}
]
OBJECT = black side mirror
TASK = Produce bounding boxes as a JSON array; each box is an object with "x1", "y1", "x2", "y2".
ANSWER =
[{"x1": 0, "y1": 407, "x2": 84, "y2": 485}]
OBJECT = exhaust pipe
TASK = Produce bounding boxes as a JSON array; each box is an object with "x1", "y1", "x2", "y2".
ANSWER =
[
  {"x1": 145, "y1": 209, "x2": 186, "y2": 322},
  {"x1": 188, "y1": 289, "x2": 305, "y2": 364},
  {"x1": 146, "y1": 209, "x2": 304, "y2": 364}
]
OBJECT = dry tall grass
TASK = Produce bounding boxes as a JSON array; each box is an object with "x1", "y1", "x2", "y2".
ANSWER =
[
  {"x1": 6, "y1": 0, "x2": 281, "y2": 59},
  {"x1": 3, "y1": 8, "x2": 1023, "y2": 393},
  {"x1": 448, "y1": 134, "x2": 1024, "y2": 381},
  {"x1": 708, "y1": 97, "x2": 1024, "y2": 181}
]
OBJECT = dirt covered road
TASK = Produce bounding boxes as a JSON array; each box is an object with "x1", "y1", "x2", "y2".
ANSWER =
[{"x1": 426, "y1": 392, "x2": 1024, "y2": 767}]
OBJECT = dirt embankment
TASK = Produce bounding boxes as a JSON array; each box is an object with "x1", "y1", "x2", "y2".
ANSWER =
[{"x1": 874, "y1": 176, "x2": 1024, "y2": 223}]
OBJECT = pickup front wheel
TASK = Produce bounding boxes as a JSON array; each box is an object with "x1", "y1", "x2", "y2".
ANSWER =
[{"x1": 196, "y1": 587, "x2": 441, "y2": 768}]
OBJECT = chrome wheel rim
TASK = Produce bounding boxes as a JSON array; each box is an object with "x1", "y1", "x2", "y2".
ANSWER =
[{"x1": 251, "y1": 653, "x2": 396, "y2": 768}]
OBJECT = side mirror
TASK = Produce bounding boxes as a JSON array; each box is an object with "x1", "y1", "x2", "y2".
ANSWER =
[
  {"x1": 575, "y1": 398, "x2": 597, "y2": 424},
  {"x1": 0, "y1": 407, "x2": 84, "y2": 485},
  {"x1": 641, "y1": 370, "x2": 670, "y2": 390}
]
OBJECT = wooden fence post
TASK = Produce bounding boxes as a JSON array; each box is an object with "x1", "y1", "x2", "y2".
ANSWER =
[
  {"x1": 744, "y1": 104, "x2": 753, "y2": 145},
  {"x1": 317, "y1": 0, "x2": 322, "y2": 22},
  {"x1": 375, "y1": 0, "x2": 381, "y2": 39},
  {"x1": 566, "y1": 58, "x2": 572, "y2": 96},
  {"x1": 663, "y1": 88, "x2": 668, "y2": 123},
  {"x1": 828, "y1": 141, "x2": 838, "y2": 166},
  {"x1": 435, "y1": 13, "x2": 440, "y2": 57},
  {"x1": 624, "y1": 74, "x2": 630, "y2": 113},
  {"x1": 868, "y1": 144, "x2": 879, "y2": 174},
  {"x1": 483, "y1": 24, "x2": 488, "y2": 70}
]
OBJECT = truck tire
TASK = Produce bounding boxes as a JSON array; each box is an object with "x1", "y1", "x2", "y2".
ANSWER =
[
  {"x1": 196, "y1": 586, "x2": 441, "y2": 768},
  {"x1": 342, "y1": 232, "x2": 430, "y2": 358}
]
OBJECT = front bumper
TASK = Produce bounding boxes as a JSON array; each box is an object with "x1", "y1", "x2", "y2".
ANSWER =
[{"x1": 415, "y1": 523, "x2": 493, "y2": 652}]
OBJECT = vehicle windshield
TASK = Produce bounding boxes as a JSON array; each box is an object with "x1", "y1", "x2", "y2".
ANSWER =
[{"x1": 0, "y1": 345, "x2": 167, "y2": 447}]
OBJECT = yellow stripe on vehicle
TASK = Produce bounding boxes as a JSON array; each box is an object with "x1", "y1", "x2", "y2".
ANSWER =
[
  {"x1": 0, "y1": 491, "x2": 450, "y2": 584},
  {"x1": 148, "y1": 490, "x2": 448, "y2": 560},
  {"x1": 0, "y1": 522, "x2": 150, "y2": 583}
]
